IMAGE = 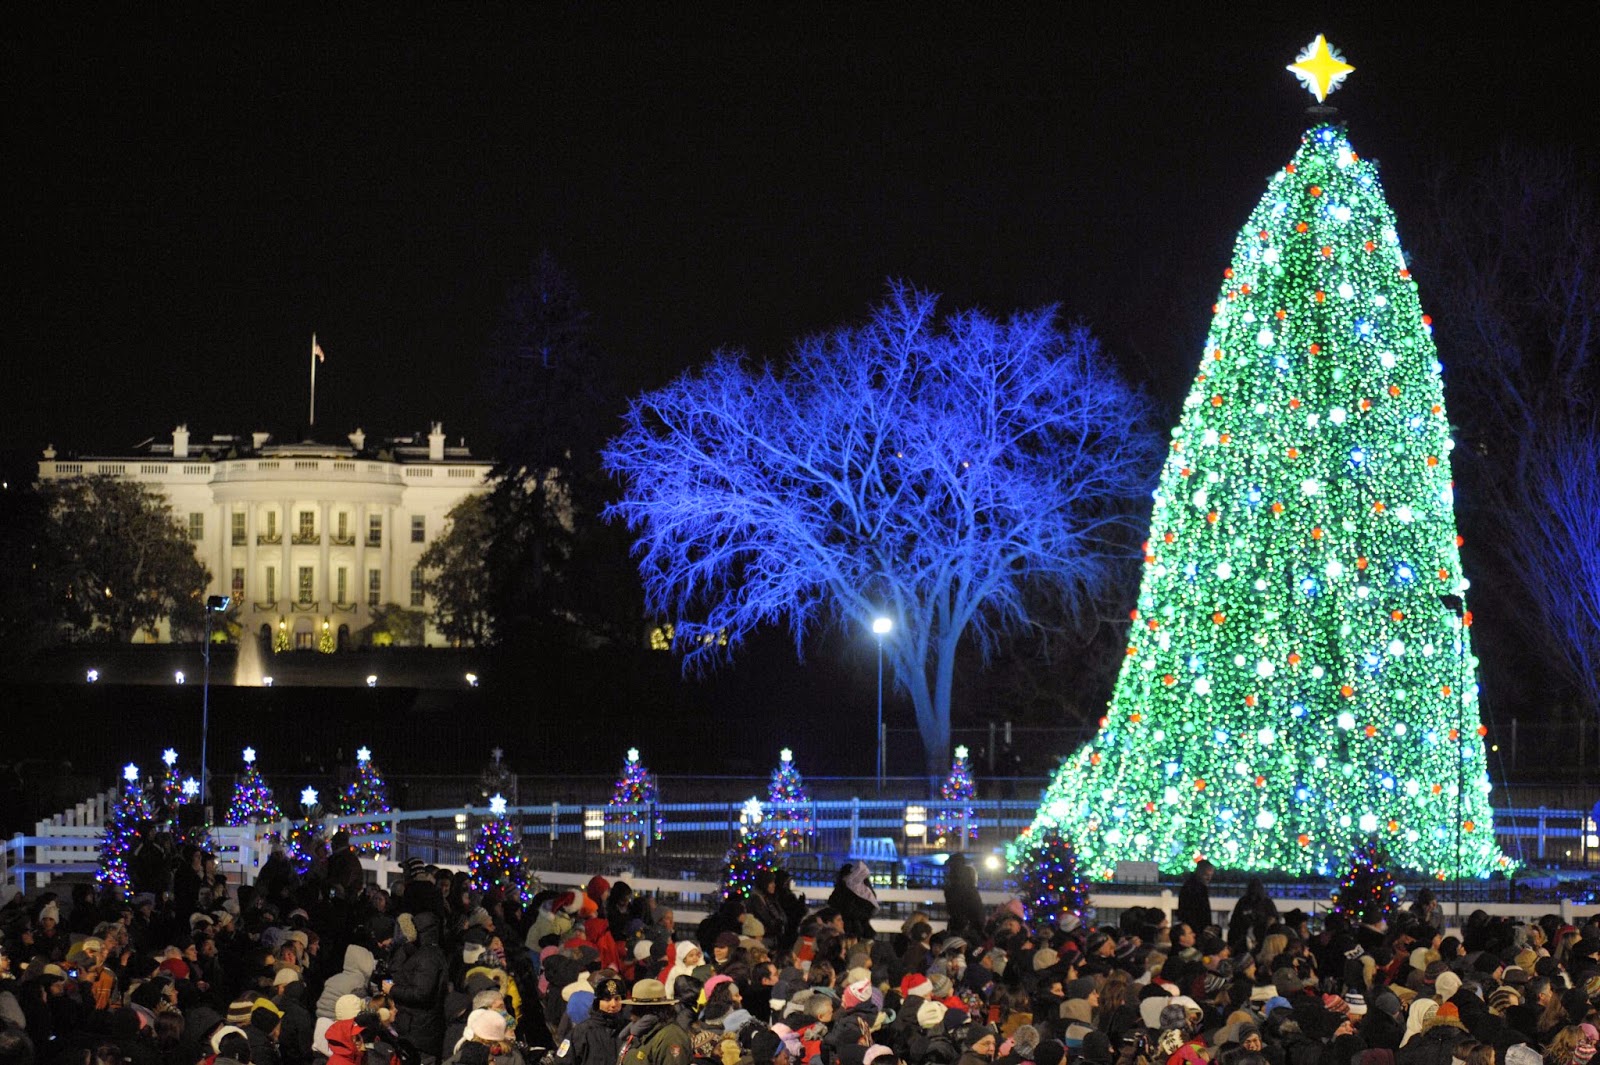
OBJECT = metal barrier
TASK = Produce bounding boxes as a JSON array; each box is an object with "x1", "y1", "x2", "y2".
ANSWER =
[{"x1": 6, "y1": 794, "x2": 1596, "y2": 905}]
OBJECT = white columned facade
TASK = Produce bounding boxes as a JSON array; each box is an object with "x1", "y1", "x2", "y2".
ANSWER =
[{"x1": 37, "y1": 427, "x2": 493, "y2": 647}]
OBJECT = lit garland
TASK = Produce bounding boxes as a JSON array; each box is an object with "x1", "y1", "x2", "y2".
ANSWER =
[
  {"x1": 605, "y1": 748, "x2": 662, "y2": 852},
  {"x1": 1017, "y1": 120, "x2": 1510, "y2": 878},
  {"x1": 98, "y1": 765, "x2": 153, "y2": 897},
  {"x1": 1331, "y1": 839, "x2": 1399, "y2": 926},
  {"x1": 225, "y1": 747, "x2": 285, "y2": 833},
  {"x1": 766, "y1": 748, "x2": 814, "y2": 848},
  {"x1": 1008, "y1": 824, "x2": 1091, "y2": 931},
  {"x1": 338, "y1": 746, "x2": 392, "y2": 855},
  {"x1": 468, "y1": 797, "x2": 533, "y2": 902},
  {"x1": 933, "y1": 746, "x2": 978, "y2": 843}
]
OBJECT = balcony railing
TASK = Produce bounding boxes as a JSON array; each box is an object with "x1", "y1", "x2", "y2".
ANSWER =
[
  {"x1": 257, "y1": 533, "x2": 282, "y2": 545},
  {"x1": 329, "y1": 534, "x2": 356, "y2": 546},
  {"x1": 291, "y1": 533, "x2": 321, "y2": 545}
]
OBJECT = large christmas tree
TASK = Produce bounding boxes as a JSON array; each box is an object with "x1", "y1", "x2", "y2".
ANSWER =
[{"x1": 1018, "y1": 40, "x2": 1508, "y2": 879}]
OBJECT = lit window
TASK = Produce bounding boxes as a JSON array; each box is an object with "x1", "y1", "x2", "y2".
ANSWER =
[
  {"x1": 368, "y1": 569, "x2": 381, "y2": 607},
  {"x1": 411, "y1": 515, "x2": 426, "y2": 543},
  {"x1": 188, "y1": 512, "x2": 205, "y2": 542},
  {"x1": 410, "y1": 567, "x2": 425, "y2": 606}
]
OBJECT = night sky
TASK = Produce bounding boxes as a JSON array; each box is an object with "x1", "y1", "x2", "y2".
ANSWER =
[
  {"x1": 4, "y1": 11, "x2": 1598, "y2": 766},
  {"x1": 7, "y1": 11, "x2": 1593, "y2": 475}
]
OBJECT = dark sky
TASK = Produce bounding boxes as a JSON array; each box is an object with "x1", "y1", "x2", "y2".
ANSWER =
[{"x1": 5, "y1": 9, "x2": 1594, "y2": 476}]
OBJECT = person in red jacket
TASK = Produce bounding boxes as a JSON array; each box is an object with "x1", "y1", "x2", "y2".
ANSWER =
[{"x1": 326, "y1": 1018, "x2": 379, "y2": 1065}]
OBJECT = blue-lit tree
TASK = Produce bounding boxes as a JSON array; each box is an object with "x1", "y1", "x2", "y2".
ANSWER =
[{"x1": 603, "y1": 286, "x2": 1158, "y2": 776}]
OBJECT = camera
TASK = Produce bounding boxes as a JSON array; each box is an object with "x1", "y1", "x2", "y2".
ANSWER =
[{"x1": 369, "y1": 960, "x2": 392, "y2": 993}]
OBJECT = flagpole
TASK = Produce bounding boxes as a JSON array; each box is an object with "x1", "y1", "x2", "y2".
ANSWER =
[{"x1": 310, "y1": 333, "x2": 317, "y2": 429}]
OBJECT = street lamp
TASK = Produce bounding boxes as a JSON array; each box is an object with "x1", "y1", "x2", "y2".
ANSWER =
[
  {"x1": 200, "y1": 594, "x2": 231, "y2": 809},
  {"x1": 872, "y1": 616, "x2": 892, "y2": 791}
]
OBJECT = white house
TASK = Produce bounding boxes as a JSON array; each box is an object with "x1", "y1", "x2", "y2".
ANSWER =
[{"x1": 37, "y1": 423, "x2": 493, "y2": 648}]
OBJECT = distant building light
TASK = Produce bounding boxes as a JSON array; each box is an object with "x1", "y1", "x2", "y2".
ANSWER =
[
  {"x1": 262, "y1": 676, "x2": 274, "y2": 687},
  {"x1": 174, "y1": 671, "x2": 186, "y2": 684},
  {"x1": 366, "y1": 675, "x2": 378, "y2": 688},
  {"x1": 86, "y1": 669, "x2": 100, "y2": 683},
  {"x1": 465, "y1": 672, "x2": 479, "y2": 687}
]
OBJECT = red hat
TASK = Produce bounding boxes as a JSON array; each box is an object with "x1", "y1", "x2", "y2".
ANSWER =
[
  {"x1": 901, "y1": 974, "x2": 934, "y2": 1000},
  {"x1": 1436, "y1": 1003, "x2": 1460, "y2": 1021},
  {"x1": 586, "y1": 876, "x2": 611, "y2": 903},
  {"x1": 159, "y1": 958, "x2": 190, "y2": 980}
]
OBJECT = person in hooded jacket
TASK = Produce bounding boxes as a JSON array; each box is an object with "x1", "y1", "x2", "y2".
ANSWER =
[
  {"x1": 826, "y1": 866, "x2": 877, "y2": 943},
  {"x1": 318, "y1": 947, "x2": 377, "y2": 1021},
  {"x1": 326, "y1": 1019, "x2": 376, "y2": 1065},
  {"x1": 1396, "y1": 1003, "x2": 1471, "y2": 1065},
  {"x1": 390, "y1": 913, "x2": 448, "y2": 1061}
]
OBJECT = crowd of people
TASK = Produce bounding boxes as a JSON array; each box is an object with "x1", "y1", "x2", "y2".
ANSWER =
[{"x1": 1, "y1": 836, "x2": 1598, "y2": 1065}]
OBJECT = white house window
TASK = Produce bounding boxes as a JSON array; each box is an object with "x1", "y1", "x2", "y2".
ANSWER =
[
  {"x1": 188, "y1": 512, "x2": 205, "y2": 542},
  {"x1": 411, "y1": 515, "x2": 426, "y2": 543},
  {"x1": 368, "y1": 569, "x2": 381, "y2": 607}
]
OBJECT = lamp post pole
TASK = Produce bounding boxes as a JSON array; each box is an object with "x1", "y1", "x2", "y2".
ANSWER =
[
  {"x1": 201, "y1": 595, "x2": 231, "y2": 811},
  {"x1": 872, "y1": 616, "x2": 892, "y2": 792}
]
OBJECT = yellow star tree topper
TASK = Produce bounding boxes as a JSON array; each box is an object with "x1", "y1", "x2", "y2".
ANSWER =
[{"x1": 1287, "y1": 34, "x2": 1355, "y2": 103}]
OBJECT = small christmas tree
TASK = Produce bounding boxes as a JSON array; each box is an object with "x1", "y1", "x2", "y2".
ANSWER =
[
  {"x1": 468, "y1": 794, "x2": 532, "y2": 902},
  {"x1": 722, "y1": 799, "x2": 786, "y2": 902},
  {"x1": 154, "y1": 748, "x2": 186, "y2": 824},
  {"x1": 933, "y1": 745, "x2": 978, "y2": 843},
  {"x1": 98, "y1": 764, "x2": 153, "y2": 897},
  {"x1": 605, "y1": 748, "x2": 662, "y2": 851},
  {"x1": 766, "y1": 748, "x2": 813, "y2": 848},
  {"x1": 338, "y1": 746, "x2": 392, "y2": 855},
  {"x1": 1007, "y1": 824, "x2": 1091, "y2": 931},
  {"x1": 226, "y1": 747, "x2": 284, "y2": 829},
  {"x1": 1331, "y1": 839, "x2": 1399, "y2": 926},
  {"x1": 284, "y1": 786, "x2": 324, "y2": 875}
]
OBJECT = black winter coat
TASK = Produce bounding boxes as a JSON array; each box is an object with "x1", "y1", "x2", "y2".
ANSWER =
[
  {"x1": 1395, "y1": 1024, "x2": 1471, "y2": 1065},
  {"x1": 553, "y1": 1010, "x2": 627, "y2": 1065},
  {"x1": 391, "y1": 912, "x2": 449, "y2": 1058}
]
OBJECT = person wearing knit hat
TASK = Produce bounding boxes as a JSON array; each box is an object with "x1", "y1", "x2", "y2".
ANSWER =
[
  {"x1": 1032, "y1": 948, "x2": 1060, "y2": 973},
  {"x1": 918, "y1": 1000, "x2": 949, "y2": 1030},
  {"x1": 842, "y1": 979, "x2": 874, "y2": 1010},
  {"x1": 901, "y1": 974, "x2": 934, "y2": 1001}
]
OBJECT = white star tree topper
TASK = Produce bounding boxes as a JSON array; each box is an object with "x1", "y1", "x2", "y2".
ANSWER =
[
  {"x1": 123, "y1": 763, "x2": 139, "y2": 783},
  {"x1": 300, "y1": 786, "x2": 318, "y2": 808},
  {"x1": 243, "y1": 746, "x2": 257, "y2": 764},
  {"x1": 162, "y1": 748, "x2": 178, "y2": 767},
  {"x1": 489, "y1": 793, "x2": 508, "y2": 816},
  {"x1": 356, "y1": 746, "x2": 372, "y2": 764}
]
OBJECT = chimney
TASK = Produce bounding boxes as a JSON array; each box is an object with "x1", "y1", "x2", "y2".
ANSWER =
[
  {"x1": 428, "y1": 422, "x2": 445, "y2": 462},
  {"x1": 252, "y1": 431, "x2": 271, "y2": 450},
  {"x1": 349, "y1": 428, "x2": 366, "y2": 451},
  {"x1": 172, "y1": 425, "x2": 190, "y2": 459}
]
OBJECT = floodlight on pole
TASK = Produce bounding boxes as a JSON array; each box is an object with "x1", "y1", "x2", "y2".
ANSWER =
[
  {"x1": 200, "y1": 594, "x2": 231, "y2": 810},
  {"x1": 872, "y1": 616, "x2": 893, "y2": 791}
]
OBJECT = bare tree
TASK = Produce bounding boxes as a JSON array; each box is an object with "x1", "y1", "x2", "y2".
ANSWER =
[
  {"x1": 602, "y1": 286, "x2": 1159, "y2": 775},
  {"x1": 1417, "y1": 145, "x2": 1600, "y2": 725}
]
